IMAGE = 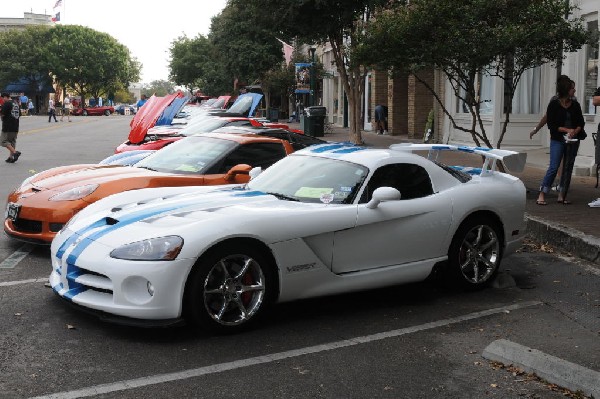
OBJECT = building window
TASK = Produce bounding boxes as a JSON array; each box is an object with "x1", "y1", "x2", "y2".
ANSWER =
[
  {"x1": 456, "y1": 71, "x2": 494, "y2": 114},
  {"x1": 584, "y1": 19, "x2": 598, "y2": 115},
  {"x1": 509, "y1": 67, "x2": 541, "y2": 114}
]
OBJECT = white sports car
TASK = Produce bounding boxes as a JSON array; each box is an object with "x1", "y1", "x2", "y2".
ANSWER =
[{"x1": 49, "y1": 143, "x2": 527, "y2": 332}]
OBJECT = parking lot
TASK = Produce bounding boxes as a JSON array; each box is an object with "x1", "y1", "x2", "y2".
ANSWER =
[{"x1": 0, "y1": 116, "x2": 598, "y2": 398}]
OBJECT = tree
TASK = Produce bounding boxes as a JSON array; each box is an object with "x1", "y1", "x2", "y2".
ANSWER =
[
  {"x1": 360, "y1": 0, "x2": 594, "y2": 148},
  {"x1": 143, "y1": 80, "x2": 177, "y2": 97},
  {"x1": 234, "y1": 0, "x2": 392, "y2": 144},
  {"x1": 0, "y1": 26, "x2": 54, "y2": 100},
  {"x1": 209, "y1": 1, "x2": 285, "y2": 98},
  {"x1": 46, "y1": 25, "x2": 140, "y2": 106}
]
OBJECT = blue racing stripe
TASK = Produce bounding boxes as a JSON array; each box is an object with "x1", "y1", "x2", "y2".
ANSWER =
[
  {"x1": 332, "y1": 147, "x2": 366, "y2": 154},
  {"x1": 56, "y1": 218, "x2": 109, "y2": 259},
  {"x1": 310, "y1": 143, "x2": 356, "y2": 153},
  {"x1": 232, "y1": 190, "x2": 268, "y2": 197},
  {"x1": 65, "y1": 204, "x2": 182, "y2": 266}
]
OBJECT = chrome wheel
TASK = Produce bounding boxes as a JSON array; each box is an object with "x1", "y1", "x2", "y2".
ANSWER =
[
  {"x1": 203, "y1": 254, "x2": 266, "y2": 326},
  {"x1": 457, "y1": 224, "x2": 499, "y2": 284}
]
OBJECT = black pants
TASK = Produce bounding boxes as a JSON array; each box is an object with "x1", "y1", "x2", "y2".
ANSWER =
[
  {"x1": 559, "y1": 141, "x2": 580, "y2": 199},
  {"x1": 48, "y1": 109, "x2": 57, "y2": 122}
]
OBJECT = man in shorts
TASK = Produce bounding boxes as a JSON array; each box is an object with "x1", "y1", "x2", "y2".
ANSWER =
[
  {"x1": 1, "y1": 93, "x2": 21, "y2": 163},
  {"x1": 61, "y1": 96, "x2": 72, "y2": 122}
]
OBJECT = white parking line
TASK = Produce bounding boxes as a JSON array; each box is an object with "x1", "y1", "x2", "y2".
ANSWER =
[
  {"x1": 0, "y1": 277, "x2": 48, "y2": 287},
  {"x1": 30, "y1": 301, "x2": 542, "y2": 399},
  {"x1": 0, "y1": 244, "x2": 35, "y2": 269}
]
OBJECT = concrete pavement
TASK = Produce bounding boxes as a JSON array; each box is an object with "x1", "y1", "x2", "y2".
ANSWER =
[{"x1": 287, "y1": 122, "x2": 600, "y2": 266}]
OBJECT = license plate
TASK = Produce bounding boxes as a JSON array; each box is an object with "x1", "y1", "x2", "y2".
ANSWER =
[{"x1": 5, "y1": 203, "x2": 20, "y2": 221}]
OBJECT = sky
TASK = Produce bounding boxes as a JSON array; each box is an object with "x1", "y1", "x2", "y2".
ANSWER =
[{"x1": 3, "y1": 0, "x2": 228, "y2": 83}]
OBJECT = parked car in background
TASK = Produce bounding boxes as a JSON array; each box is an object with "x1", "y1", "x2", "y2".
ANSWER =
[
  {"x1": 114, "y1": 104, "x2": 137, "y2": 115},
  {"x1": 71, "y1": 104, "x2": 115, "y2": 116},
  {"x1": 4, "y1": 133, "x2": 295, "y2": 244},
  {"x1": 47, "y1": 144, "x2": 527, "y2": 331}
]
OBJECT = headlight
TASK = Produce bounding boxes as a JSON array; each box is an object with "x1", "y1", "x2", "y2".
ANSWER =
[
  {"x1": 49, "y1": 184, "x2": 98, "y2": 201},
  {"x1": 110, "y1": 236, "x2": 183, "y2": 261}
]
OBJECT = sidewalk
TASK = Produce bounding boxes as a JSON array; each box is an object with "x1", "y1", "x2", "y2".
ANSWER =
[{"x1": 287, "y1": 122, "x2": 600, "y2": 265}]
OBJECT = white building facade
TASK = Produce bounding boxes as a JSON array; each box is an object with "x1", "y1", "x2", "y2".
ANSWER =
[{"x1": 442, "y1": 0, "x2": 599, "y2": 174}]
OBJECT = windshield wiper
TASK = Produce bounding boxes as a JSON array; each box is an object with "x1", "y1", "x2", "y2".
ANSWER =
[
  {"x1": 137, "y1": 166, "x2": 158, "y2": 171},
  {"x1": 267, "y1": 192, "x2": 299, "y2": 202}
]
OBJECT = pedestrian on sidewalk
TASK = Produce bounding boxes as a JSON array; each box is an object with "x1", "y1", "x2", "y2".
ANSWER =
[
  {"x1": 374, "y1": 104, "x2": 387, "y2": 135},
  {"x1": 536, "y1": 76, "x2": 585, "y2": 206},
  {"x1": 530, "y1": 76, "x2": 580, "y2": 191},
  {"x1": 48, "y1": 96, "x2": 58, "y2": 123},
  {"x1": 27, "y1": 99, "x2": 34, "y2": 116},
  {"x1": 1, "y1": 93, "x2": 22, "y2": 163}
]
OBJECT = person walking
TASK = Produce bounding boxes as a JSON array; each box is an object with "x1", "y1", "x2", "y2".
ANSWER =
[
  {"x1": 136, "y1": 94, "x2": 148, "y2": 111},
  {"x1": 1, "y1": 93, "x2": 21, "y2": 163},
  {"x1": 374, "y1": 104, "x2": 388, "y2": 135},
  {"x1": 60, "y1": 96, "x2": 72, "y2": 122},
  {"x1": 536, "y1": 76, "x2": 585, "y2": 205},
  {"x1": 27, "y1": 99, "x2": 35, "y2": 116},
  {"x1": 48, "y1": 96, "x2": 58, "y2": 122}
]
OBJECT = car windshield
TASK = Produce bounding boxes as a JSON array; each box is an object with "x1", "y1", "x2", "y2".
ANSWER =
[
  {"x1": 135, "y1": 136, "x2": 236, "y2": 174},
  {"x1": 247, "y1": 155, "x2": 368, "y2": 204},
  {"x1": 179, "y1": 118, "x2": 229, "y2": 136}
]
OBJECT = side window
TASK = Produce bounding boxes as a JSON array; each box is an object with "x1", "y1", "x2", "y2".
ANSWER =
[
  {"x1": 359, "y1": 163, "x2": 434, "y2": 203},
  {"x1": 216, "y1": 143, "x2": 287, "y2": 173}
]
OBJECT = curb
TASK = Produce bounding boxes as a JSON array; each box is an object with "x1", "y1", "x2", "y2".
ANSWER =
[
  {"x1": 525, "y1": 214, "x2": 600, "y2": 266},
  {"x1": 482, "y1": 339, "x2": 600, "y2": 398}
]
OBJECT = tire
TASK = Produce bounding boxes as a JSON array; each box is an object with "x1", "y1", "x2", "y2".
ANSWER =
[
  {"x1": 184, "y1": 243, "x2": 276, "y2": 333},
  {"x1": 446, "y1": 216, "x2": 502, "y2": 290},
  {"x1": 104, "y1": 110, "x2": 110, "y2": 116},
  {"x1": 82, "y1": 110, "x2": 88, "y2": 116}
]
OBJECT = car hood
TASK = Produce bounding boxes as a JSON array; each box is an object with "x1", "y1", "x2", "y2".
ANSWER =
[
  {"x1": 28, "y1": 165, "x2": 165, "y2": 192},
  {"x1": 209, "y1": 93, "x2": 263, "y2": 118},
  {"x1": 128, "y1": 93, "x2": 185, "y2": 144},
  {"x1": 154, "y1": 96, "x2": 188, "y2": 126},
  {"x1": 63, "y1": 185, "x2": 351, "y2": 249}
]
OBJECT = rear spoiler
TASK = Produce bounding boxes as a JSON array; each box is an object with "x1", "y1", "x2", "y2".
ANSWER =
[{"x1": 389, "y1": 144, "x2": 527, "y2": 175}]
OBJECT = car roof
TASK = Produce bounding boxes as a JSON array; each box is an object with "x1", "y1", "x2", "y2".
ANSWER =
[{"x1": 294, "y1": 142, "x2": 426, "y2": 169}]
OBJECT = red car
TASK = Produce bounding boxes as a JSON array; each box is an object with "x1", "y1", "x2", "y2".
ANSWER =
[{"x1": 71, "y1": 105, "x2": 115, "y2": 116}]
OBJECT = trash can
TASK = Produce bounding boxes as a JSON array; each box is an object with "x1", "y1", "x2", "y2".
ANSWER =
[
  {"x1": 303, "y1": 106, "x2": 326, "y2": 137},
  {"x1": 268, "y1": 107, "x2": 279, "y2": 122}
]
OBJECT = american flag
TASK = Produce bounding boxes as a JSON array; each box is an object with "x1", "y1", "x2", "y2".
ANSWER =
[{"x1": 53, "y1": 0, "x2": 62, "y2": 9}]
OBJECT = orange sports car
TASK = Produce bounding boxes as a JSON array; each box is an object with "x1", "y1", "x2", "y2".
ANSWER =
[{"x1": 4, "y1": 133, "x2": 295, "y2": 244}]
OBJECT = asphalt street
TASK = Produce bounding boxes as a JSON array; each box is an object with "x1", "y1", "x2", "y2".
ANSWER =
[{"x1": 0, "y1": 115, "x2": 598, "y2": 398}]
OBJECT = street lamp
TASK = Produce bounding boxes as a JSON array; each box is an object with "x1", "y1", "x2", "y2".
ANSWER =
[{"x1": 309, "y1": 47, "x2": 316, "y2": 107}]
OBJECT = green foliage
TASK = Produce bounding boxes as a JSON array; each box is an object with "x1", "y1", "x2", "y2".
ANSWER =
[
  {"x1": 0, "y1": 26, "x2": 54, "y2": 92},
  {"x1": 209, "y1": 2, "x2": 284, "y2": 86},
  {"x1": 47, "y1": 25, "x2": 140, "y2": 101},
  {"x1": 228, "y1": 0, "x2": 397, "y2": 143},
  {"x1": 0, "y1": 24, "x2": 140, "y2": 105}
]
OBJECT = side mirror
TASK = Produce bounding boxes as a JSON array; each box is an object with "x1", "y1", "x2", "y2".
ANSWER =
[
  {"x1": 366, "y1": 187, "x2": 401, "y2": 209},
  {"x1": 224, "y1": 164, "x2": 252, "y2": 181},
  {"x1": 249, "y1": 166, "x2": 262, "y2": 180}
]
